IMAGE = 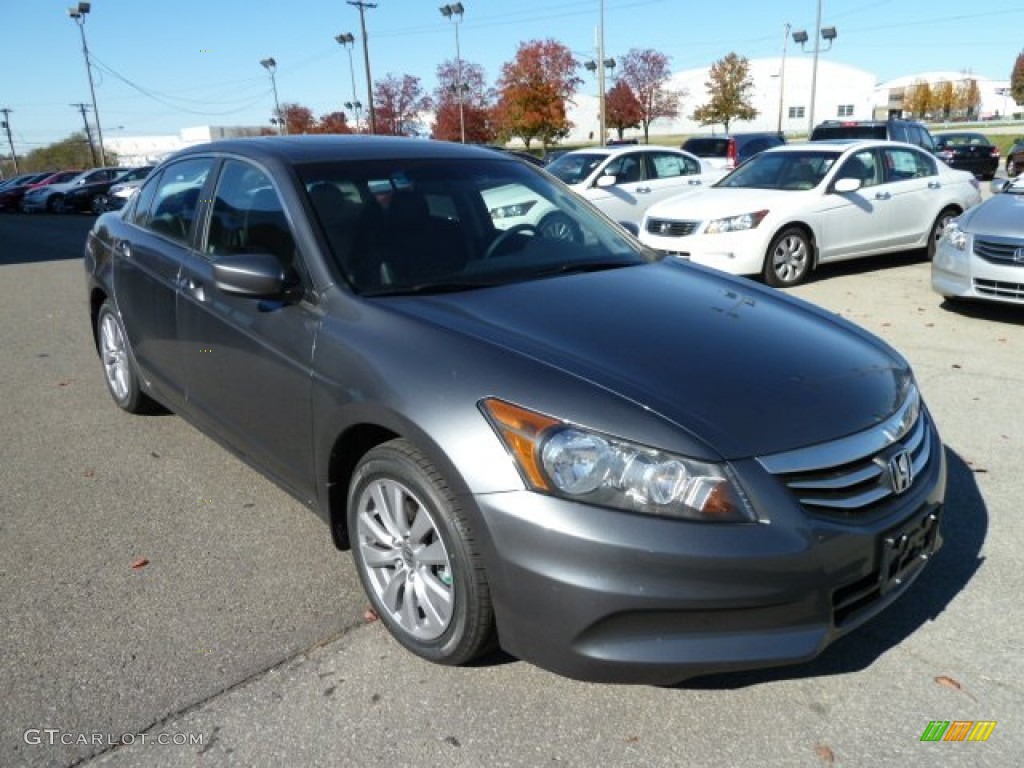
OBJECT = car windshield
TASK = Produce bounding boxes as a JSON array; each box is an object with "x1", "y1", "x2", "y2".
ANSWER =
[
  {"x1": 298, "y1": 156, "x2": 651, "y2": 296},
  {"x1": 715, "y1": 150, "x2": 841, "y2": 190},
  {"x1": 936, "y1": 133, "x2": 989, "y2": 147},
  {"x1": 544, "y1": 153, "x2": 607, "y2": 185}
]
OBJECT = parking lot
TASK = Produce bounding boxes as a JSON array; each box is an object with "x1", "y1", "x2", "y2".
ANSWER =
[{"x1": 1, "y1": 210, "x2": 1021, "y2": 768}]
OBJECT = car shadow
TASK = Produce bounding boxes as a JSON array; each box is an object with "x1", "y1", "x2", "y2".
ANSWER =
[
  {"x1": 678, "y1": 446, "x2": 986, "y2": 690},
  {"x1": 803, "y1": 248, "x2": 927, "y2": 284},
  {"x1": 939, "y1": 297, "x2": 1024, "y2": 326}
]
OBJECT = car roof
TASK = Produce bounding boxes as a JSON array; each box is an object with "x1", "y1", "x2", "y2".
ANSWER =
[
  {"x1": 169, "y1": 135, "x2": 505, "y2": 166},
  {"x1": 762, "y1": 139, "x2": 917, "y2": 153}
]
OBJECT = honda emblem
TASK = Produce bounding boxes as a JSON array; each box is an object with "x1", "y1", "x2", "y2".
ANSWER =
[{"x1": 888, "y1": 450, "x2": 914, "y2": 495}]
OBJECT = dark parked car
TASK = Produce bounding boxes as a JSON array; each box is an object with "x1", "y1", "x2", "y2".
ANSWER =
[
  {"x1": 681, "y1": 132, "x2": 787, "y2": 171},
  {"x1": 85, "y1": 136, "x2": 945, "y2": 684},
  {"x1": 61, "y1": 165, "x2": 155, "y2": 214},
  {"x1": 933, "y1": 132, "x2": 999, "y2": 180},
  {"x1": 810, "y1": 118, "x2": 937, "y2": 153},
  {"x1": 1006, "y1": 138, "x2": 1024, "y2": 177}
]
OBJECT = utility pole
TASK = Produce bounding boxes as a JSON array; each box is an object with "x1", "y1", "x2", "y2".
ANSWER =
[
  {"x1": 0, "y1": 108, "x2": 18, "y2": 174},
  {"x1": 777, "y1": 23, "x2": 790, "y2": 133},
  {"x1": 347, "y1": 1, "x2": 377, "y2": 134},
  {"x1": 597, "y1": 0, "x2": 607, "y2": 145},
  {"x1": 72, "y1": 103, "x2": 98, "y2": 166},
  {"x1": 807, "y1": 0, "x2": 823, "y2": 136}
]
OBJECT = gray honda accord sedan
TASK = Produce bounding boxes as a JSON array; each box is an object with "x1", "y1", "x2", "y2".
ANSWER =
[{"x1": 84, "y1": 136, "x2": 945, "y2": 684}]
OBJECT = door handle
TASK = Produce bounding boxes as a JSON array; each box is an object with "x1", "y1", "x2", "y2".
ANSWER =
[
  {"x1": 636, "y1": 186, "x2": 651, "y2": 194},
  {"x1": 688, "y1": 179, "x2": 703, "y2": 185},
  {"x1": 874, "y1": 192, "x2": 891, "y2": 200},
  {"x1": 927, "y1": 181, "x2": 941, "y2": 189},
  {"x1": 185, "y1": 278, "x2": 206, "y2": 302}
]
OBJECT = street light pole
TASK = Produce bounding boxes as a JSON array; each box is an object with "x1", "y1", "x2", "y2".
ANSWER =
[
  {"x1": 597, "y1": 0, "x2": 607, "y2": 145},
  {"x1": 807, "y1": 0, "x2": 823, "y2": 136},
  {"x1": 335, "y1": 33, "x2": 363, "y2": 130},
  {"x1": 777, "y1": 23, "x2": 790, "y2": 133},
  {"x1": 348, "y1": 1, "x2": 378, "y2": 134},
  {"x1": 68, "y1": 3, "x2": 106, "y2": 166},
  {"x1": 439, "y1": 4, "x2": 466, "y2": 143},
  {"x1": 260, "y1": 58, "x2": 285, "y2": 135}
]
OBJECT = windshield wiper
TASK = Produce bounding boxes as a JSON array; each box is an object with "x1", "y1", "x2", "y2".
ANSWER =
[
  {"x1": 362, "y1": 277, "x2": 505, "y2": 297},
  {"x1": 529, "y1": 260, "x2": 640, "y2": 279}
]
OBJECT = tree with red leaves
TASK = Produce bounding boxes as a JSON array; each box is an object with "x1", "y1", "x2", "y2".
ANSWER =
[
  {"x1": 605, "y1": 81, "x2": 643, "y2": 140},
  {"x1": 373, "y1": 74, "x2": 433, "y2": 136},
  {"x1": 494, "y1": 39, "x2": 581, "y2": 149},
  {"x1": 1012, "y1": 51, "x2": 1024, "y2": 108},
  {"x1": 317, "y1": 111, "x2": 353, "y2": 134},
  {"x1": 432, "y1": 59, "x2": 496, "y2": 144},
  {"x1": 617, "y1": 49, "x2": 681, "y2": 143},
  {"x1": 280, "y1": 103, "x2": 316, "y2": 135}
]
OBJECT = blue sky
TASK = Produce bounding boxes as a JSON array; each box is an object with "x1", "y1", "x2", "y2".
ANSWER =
[{"x1": 2, "y1": 0, "x2": 1022, "y2": 155}]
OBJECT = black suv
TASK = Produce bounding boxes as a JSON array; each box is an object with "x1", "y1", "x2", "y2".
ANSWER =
[
  {"x1": 681, "y1": 132, "x2": 786, "y2": 171},
  {"x1": 809, "y1": 118, "x2": 937, "y2": 153}
]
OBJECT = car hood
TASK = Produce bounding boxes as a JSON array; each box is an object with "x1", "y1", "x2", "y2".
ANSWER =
[
  {"x1": 383, "y1": 261, "x2": 911, "y2": 459},
  {"x1": 960, "y1": 190, "x2": 1024, "y2": 236},
  {"x1": 646, "y1": 187, "x2": 808, "y2": 220}
]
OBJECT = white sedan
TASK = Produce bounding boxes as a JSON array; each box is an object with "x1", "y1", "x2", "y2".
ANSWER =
[
  {"x1": 932, "y1": 176, "x2": 1024, "y2": 305},
  {"x1": 639, "y1": 140, "x2": 982, "y2": 287},
  {"x1": 544, "y1": 145, "x2": 724, "y2": 224}
]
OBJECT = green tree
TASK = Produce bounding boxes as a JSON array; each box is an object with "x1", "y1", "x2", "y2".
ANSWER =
[
  {"x1": 617, "y1": 48, "x2": 680, "y2": 143},
  {"x1": 23, "y1": 133, "x2": 113, "y2": 171},
  {"x1": 691, "y1": 53, "x2": 757, "y2": 133},
  {"x1": 494, "y1": 39, "x2": 581, "y2": 149},
  {"x1": 1011, "y1": 51, "x2": 1024, "y2": 107}
]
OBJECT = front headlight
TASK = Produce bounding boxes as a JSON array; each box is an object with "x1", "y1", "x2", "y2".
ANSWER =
[
  {"x1": 942, "y1": 220, "x2": 967, "y2": 251},
  {"x1": 704, "y1": 210, "x2": 769, "y2": 235},
  {"x1": 490, "y1": 200, "x2": 537, "y2": 219},
  {"x1": 481, "y1": 398, "x2": 755, "y2": 522}
]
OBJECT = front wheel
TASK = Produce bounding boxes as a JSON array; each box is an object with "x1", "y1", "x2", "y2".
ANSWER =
[
  {"x1": 763, "y1": 227, "x2": 812, "y2": 287},
  {"x1": 348, "y1": 439, "x2": 495, "y2": 665},
  {"x1": 927, "y1": 207, "x2": 959, "y2": 261},
  {"x1": 47, "y1": 194, "x2": 65, "y2": 213}
]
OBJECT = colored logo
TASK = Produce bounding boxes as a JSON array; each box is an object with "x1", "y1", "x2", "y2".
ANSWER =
[{"x1": 920, "y1": 721, "x2": 996, "y2": 742}]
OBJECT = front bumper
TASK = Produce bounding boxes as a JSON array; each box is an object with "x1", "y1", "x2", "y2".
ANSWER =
[
  {"x1": 473, "y1": 414, "x2": 946, "y2": 684},
  {"x1": 640, "y1": 227, "x2": 769, "y2": 276},
  {"x1": 932, "y1": 235, "x2": 1024, "y2": 305}
]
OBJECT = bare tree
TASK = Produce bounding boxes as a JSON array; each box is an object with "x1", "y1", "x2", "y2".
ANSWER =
[{"x1": 617, "y1": 48, "x2": 680, "y2": 143}]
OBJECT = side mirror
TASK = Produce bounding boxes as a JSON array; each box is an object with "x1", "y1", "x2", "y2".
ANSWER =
[
  {"x1": 989, "y1": 178, "x2": 1010, "y2": 194},
  {"x1": 595, "y1": 175, "x2": 617, "y2": 189},
  {"x1": 212, "y1": 252, "x2": 291, "y2": 299},
  {"x1": 833, "y1": 177, "x2": 862, "y2": 194}
]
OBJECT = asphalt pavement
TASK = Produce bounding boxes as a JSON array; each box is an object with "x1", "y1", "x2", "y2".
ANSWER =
[{"x1": 0, "y1": 208, "x2": 1020, "y2": 768}]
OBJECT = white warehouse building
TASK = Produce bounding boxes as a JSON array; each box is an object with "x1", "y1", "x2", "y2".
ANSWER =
[{"x1": 565, "y1": 58, "x2": 1010, "y2": 143}]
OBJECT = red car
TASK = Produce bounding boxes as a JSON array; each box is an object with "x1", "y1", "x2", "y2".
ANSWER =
[{"x1": 0, "y1": 170, "x2": 82, "y2": 212}]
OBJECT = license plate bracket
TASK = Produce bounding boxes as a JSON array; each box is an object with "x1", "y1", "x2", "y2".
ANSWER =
[{"x1": 879, "y1": 506, "x2": 941, "y2": 595}]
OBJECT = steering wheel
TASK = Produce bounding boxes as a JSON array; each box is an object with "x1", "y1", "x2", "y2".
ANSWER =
[{"x1": 484, "y1": 223, "x2": 538, "y2": 259}]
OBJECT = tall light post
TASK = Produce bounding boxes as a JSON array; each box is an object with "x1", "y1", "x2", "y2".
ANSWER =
[
  {"x1": 597, "y1": 0, "x2": 607, "y2": 144},
  {"x1": 584, "y1": 56, "x2": 616, "y2": 144},
  {"x1": 792, "y1": 0, "x2": 837, "y2": 136},
  {"x1": 335, "y1": 33, "x2": 363, "y2": 130},
  {"x1": 776, "y1": 23, "x2": 791, "y2": 133},
  {"x1": 260, "y1": 57, "x2": 285, "y2": 135},
  {"x1": 68, "y1": 2, "x2": 106, "y2": 166},
  {"x1": 348, "y1": 1, "x2": 377, "y2": 134},
  {"x1": 439, "y1": 3, "x2": 466, "y2": 143}
]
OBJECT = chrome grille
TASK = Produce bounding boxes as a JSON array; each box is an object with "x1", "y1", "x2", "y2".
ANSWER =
[
  {"x1": 974, "y1": 278, "x2": 1024, "y2": 301},
  {"x1": 645, "y1": 218, "x2": 698, "y2": 237},
  {"x1": 974, "y1": 236, "x2": 1024, "y2": 266},
  {"x1": 758, "y1": 389, "x2": 932, "y2": 517}
]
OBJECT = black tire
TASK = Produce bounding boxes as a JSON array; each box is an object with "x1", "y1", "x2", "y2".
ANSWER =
[
  {"x1": 927, "y1": 207, "x2": 959, "y2": 261},
  {"x1": 537, "y1": 212, "x2": 582, "y2": 242},
  {"x1": 763, "y1": 227, "x2": 813, "y2": 287},
  {"x1": 47, "y1": 194, "x2": 64, "y2": 214},
  {"x1": 90, "y1": 195, "x2": 105, "y2": 215},
  {"x1": 95, "y1": 299, "x2": 155, "y2": 414},
  {"x1": 348, "y1": 439, "x2": 495, "y2": 665}
]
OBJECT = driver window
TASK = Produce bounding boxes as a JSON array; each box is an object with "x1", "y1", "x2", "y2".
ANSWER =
[
  {"x1": 206, "y1": 160, "x2": 296, "y2": 272},
  {"x1": 835, "y1": 149, "x2": 879, "y2": 188},
  {"x1": 602, "y1": 155, "x2": 643, "y2": 185}
]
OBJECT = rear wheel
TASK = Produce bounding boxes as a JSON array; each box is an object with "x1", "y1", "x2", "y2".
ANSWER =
[
  {"x1": 47, "y1": 194, "x2": 64, "y2": 213},
  {"x1": 927, "y1": 207, "x2": 959, "y2": 261},
  {"x1": 763, "y1": 227, "x2": 812, "y2": 287},
  {"x1": 348, "y1": 439, "x2": 495, "y2": 665},
  {"x1": 96, "y1": 300, "x2": 155, "y2": 414}
]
